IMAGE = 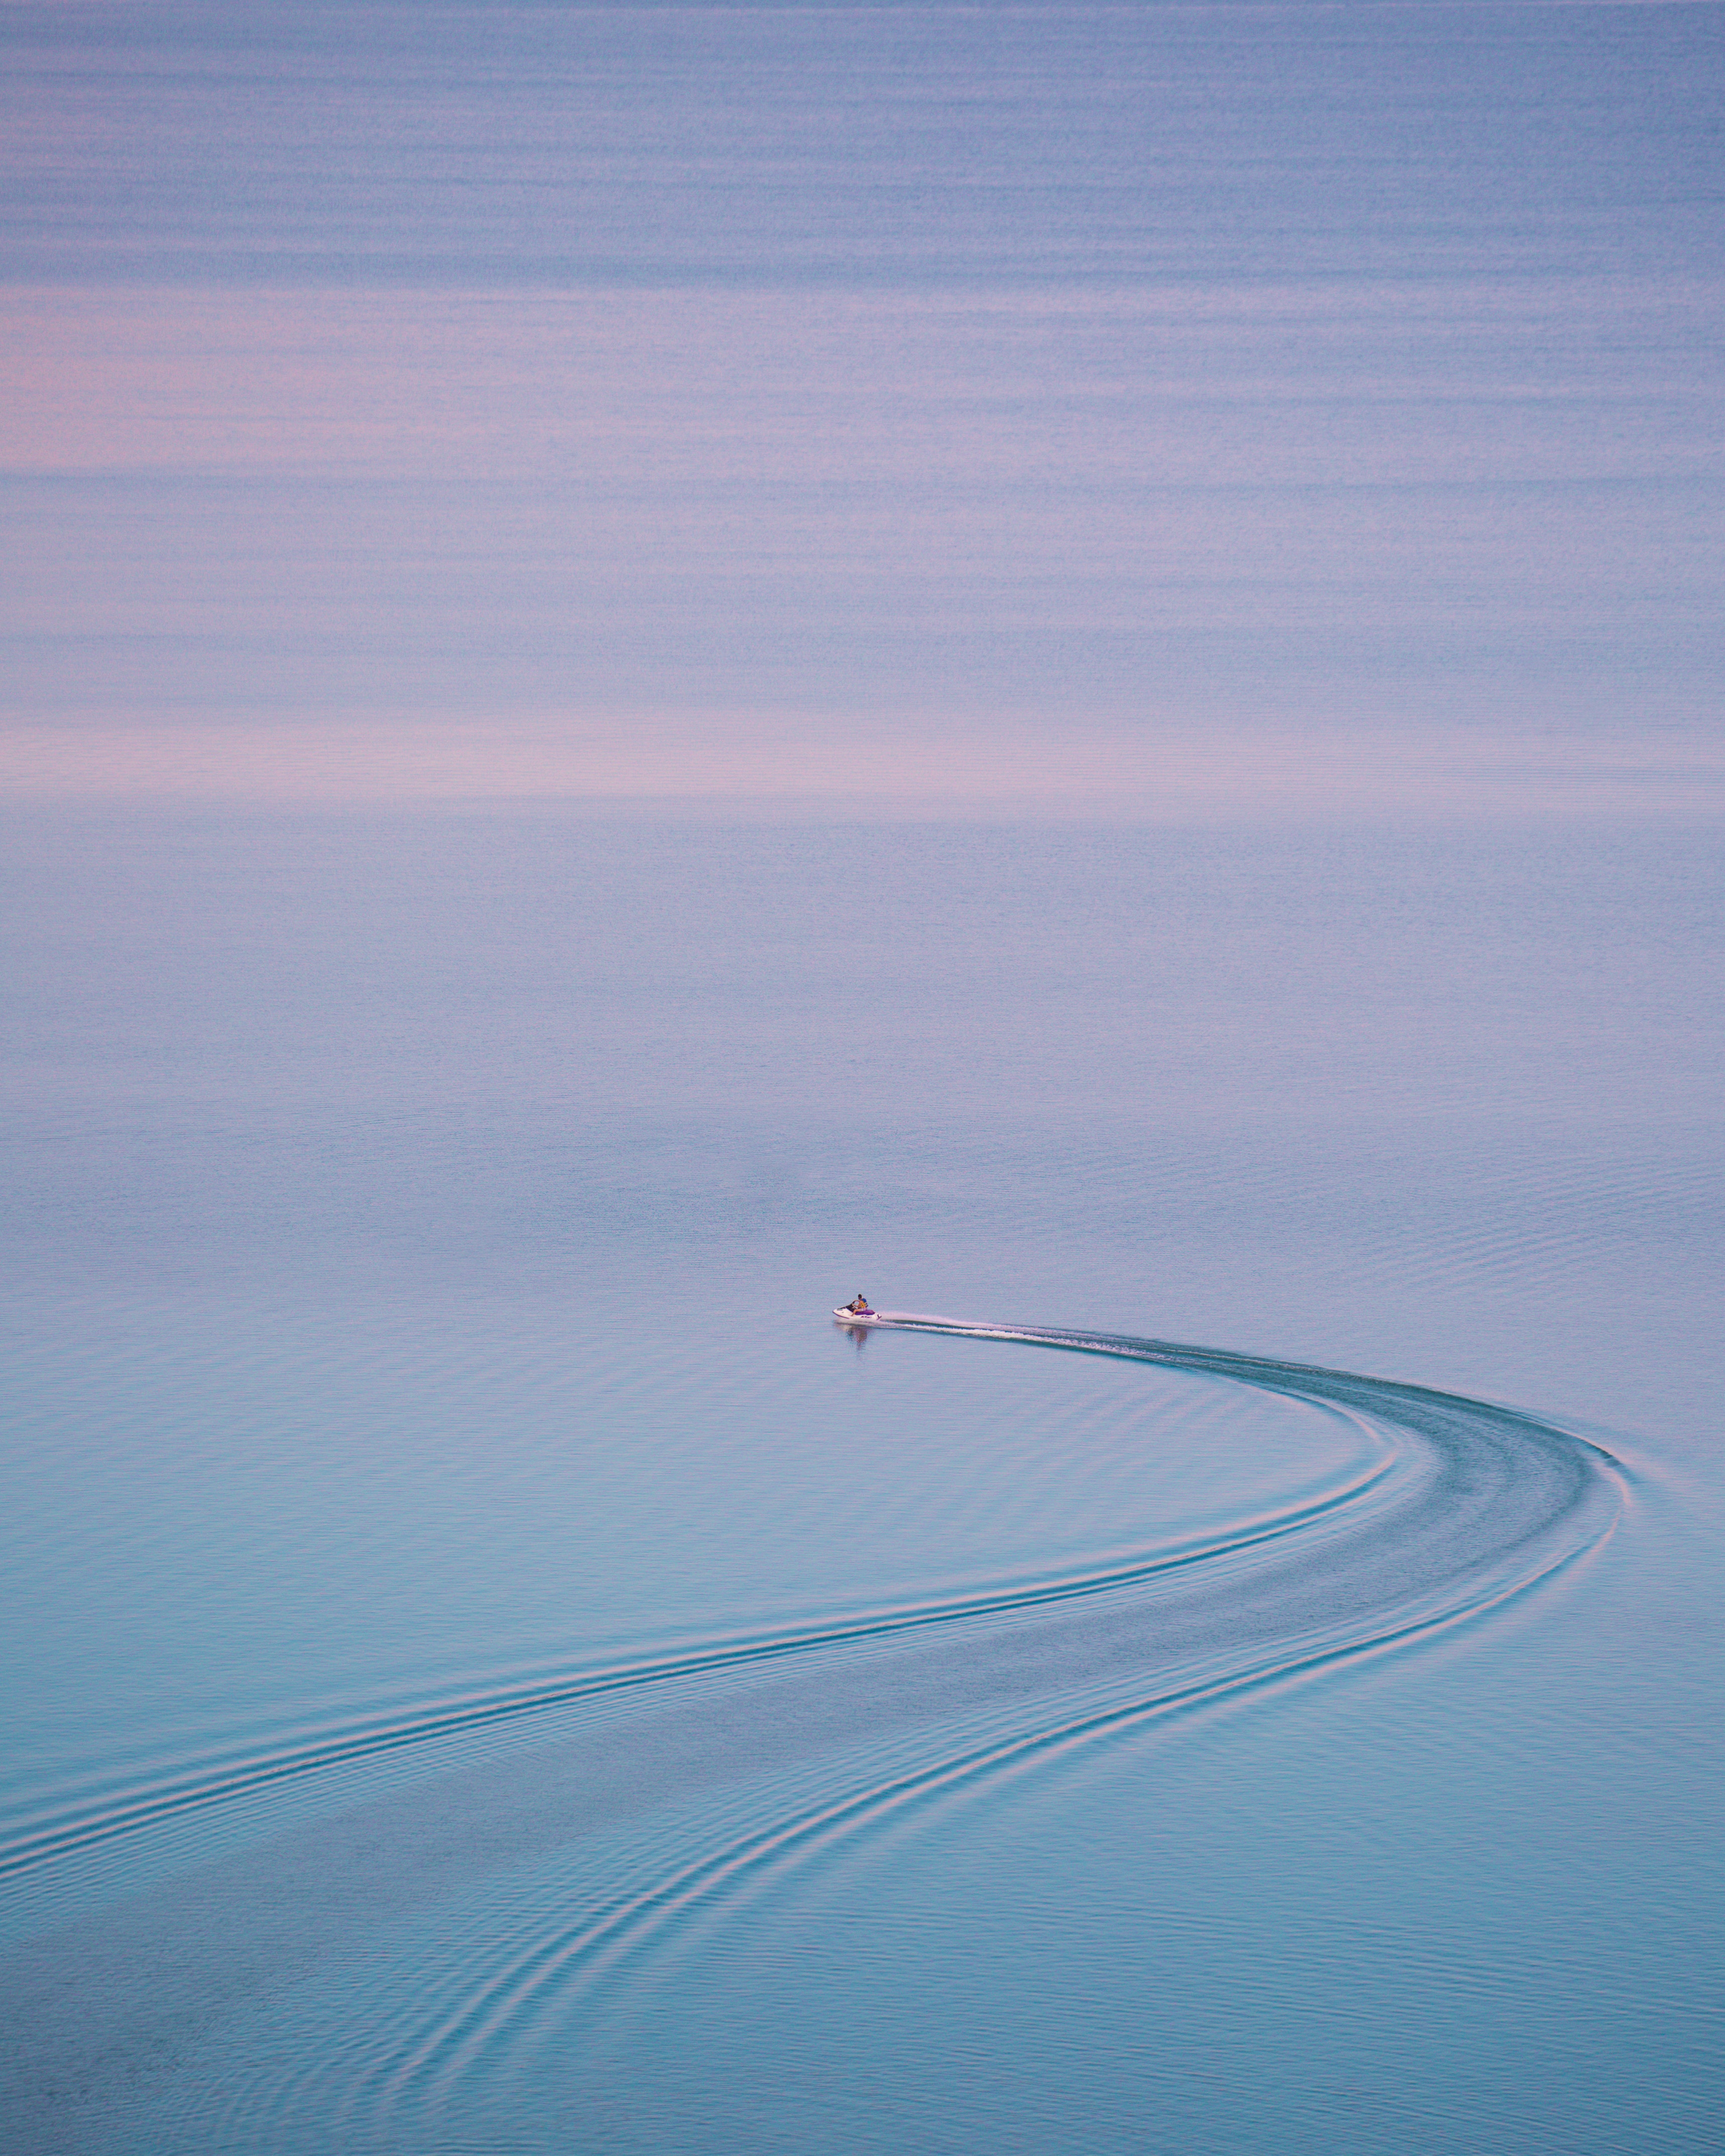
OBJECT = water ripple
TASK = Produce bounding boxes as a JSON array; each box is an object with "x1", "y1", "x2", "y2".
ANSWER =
[
  {"x1": 178, "y1": 1317, "x2": 1623, "y2": 2153},
  {"x1": 0, "y1": 1392, "x2": 1392, "y2": 1887}
]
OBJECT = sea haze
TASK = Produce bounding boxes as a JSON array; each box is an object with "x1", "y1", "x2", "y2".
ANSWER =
[{"x1": 2, "y1": 1, "x2": 1721, "y2": 810}]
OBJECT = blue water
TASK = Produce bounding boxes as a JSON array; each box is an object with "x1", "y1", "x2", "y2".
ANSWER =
[
  {"x1": 5, "y1": 1, "x2": 1724, "y2": 2144},
  {"x1": 2, "y1": 811, "x2": 1720, "y2": 2151}
]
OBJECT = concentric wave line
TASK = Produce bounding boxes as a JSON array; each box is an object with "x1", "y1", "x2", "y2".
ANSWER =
[
  {"x1": 360, "y1": 1318, "x2": 1624, "y2": 2132},
  {"x1": 379, "y1": 1475, "x2": 1616, "y2": 2126},
  {"x1": 0, "y1": 1412, "x2": 1393, "y2": 1882}
]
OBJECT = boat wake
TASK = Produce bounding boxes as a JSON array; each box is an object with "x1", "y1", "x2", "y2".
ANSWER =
[{"x1": 4, "y1": 1319, "x2": 1627, "y2": 2152}]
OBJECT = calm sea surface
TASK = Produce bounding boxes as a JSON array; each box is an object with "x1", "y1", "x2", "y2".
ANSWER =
[
  {"x1": 2, "y1": 810, "x2": 1720, "y2": 2152},
  {"x1": 5, "y1": 2, "x2": 1723, "y2": 2147}
]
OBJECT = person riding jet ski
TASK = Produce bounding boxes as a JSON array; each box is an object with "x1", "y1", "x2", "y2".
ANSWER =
[{"x1": 844, "y1": 1295, "x2": 873, "y2": 1316}]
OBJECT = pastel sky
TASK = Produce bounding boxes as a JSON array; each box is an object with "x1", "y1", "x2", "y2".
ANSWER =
[{"x1": 3, "y1": 3, "x2": 1720, "y2": 815}]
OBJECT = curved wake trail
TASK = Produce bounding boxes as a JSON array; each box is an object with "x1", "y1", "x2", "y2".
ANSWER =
[
  {"x1": 1, "y1": 1434, "x2": 1392, "y2": 1884},
  {"x1": 4, "y1": 1320, "x2": 1626, "y2": 2155},
  {"x1": 189, "y1": 1319, "x2": 1624, "y2": 2152}
]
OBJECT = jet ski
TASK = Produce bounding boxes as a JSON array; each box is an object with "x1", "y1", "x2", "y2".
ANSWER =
[{"x1": 832, "y1": 1305, "x2": 882, "y2": 1326}]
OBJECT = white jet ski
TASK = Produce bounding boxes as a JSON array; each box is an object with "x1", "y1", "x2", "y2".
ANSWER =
[{"x1": 832, "y1": 1306, "x2": 884, "y2": 1326}]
